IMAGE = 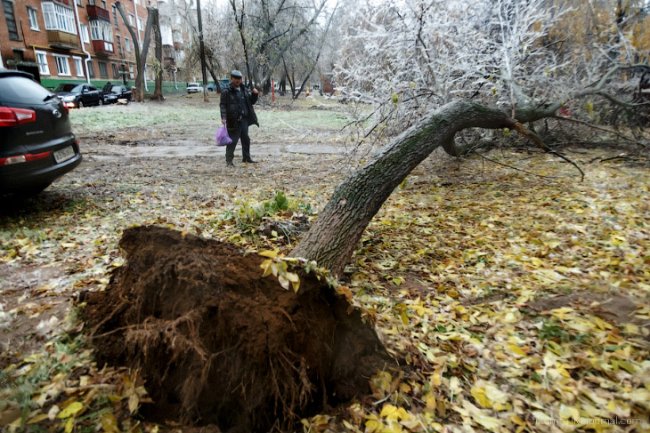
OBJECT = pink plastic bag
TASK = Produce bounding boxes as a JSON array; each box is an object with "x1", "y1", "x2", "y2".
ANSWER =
[{"x1": 215, "y1": 125, "x2": 232, "y2": 146}]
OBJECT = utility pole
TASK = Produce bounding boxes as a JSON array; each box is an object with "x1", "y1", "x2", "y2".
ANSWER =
[{"x1": 196, "y1": 0, "x2": 208, "y2": 102}]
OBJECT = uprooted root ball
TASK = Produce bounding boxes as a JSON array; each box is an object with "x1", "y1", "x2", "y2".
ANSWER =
[{"x1": 81, "y1": 226, "x2": 392, "y2": 433}]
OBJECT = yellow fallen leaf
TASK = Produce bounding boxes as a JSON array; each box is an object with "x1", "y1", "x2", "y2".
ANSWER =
[
  {"x1": 507, "y1": 343, "x2": 527, "y2": 357},
  {"x1": 365, "y1": 417, "x2": 382, "y2": 433},
  {"x1": 380, "y1": 403, "x2": 410, "y2": 420},
  {"x1": 101, "y1": 412, "x2": 120, "y2": 433},
  {"x1": 424, "y1": 393, "x2": 437, "y2": 411},
  {"x1": 57, "y1": 401, "x2": 83, "y2": 419},
  {"x1": 551, "y1": 307, "x2": 574, "y2": 320},
  {"x1": 559, "y1": 404, "x2": 580, "y2": 422},
  {"x1": 471, "y1": 381, "x2": 510, "y2": 411},
  {"x1": 128, "y1": 393, "x2": 139, "y2": 414},
  {"x1": 64, "y1": 417, "x2": 75, "y2": 433},
  {"x1": 27, "y1": 413, "x2": 49, "y2": 424},
  {"x1": 471, "y1": 384, "x2": 491, "y2": 408}
]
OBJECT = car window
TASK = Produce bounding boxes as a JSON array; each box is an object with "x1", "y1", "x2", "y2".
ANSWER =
[
  {"x1": 111, "y1": 86, "x2": 123, "y2": 92},
  {"x1": 0, "y1": 76, "x2": 53, "y2": 105},
  {"x1": 55, "y1": 83, "x2": 77, "y2": 92}
]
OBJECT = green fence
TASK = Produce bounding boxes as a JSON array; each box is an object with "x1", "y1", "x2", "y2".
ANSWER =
[{"x1": 40, "y1": 77, "x2": 192, "y2": 95}]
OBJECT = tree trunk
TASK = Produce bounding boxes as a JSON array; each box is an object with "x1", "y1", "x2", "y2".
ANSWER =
[
  {"x1": 151, "y1": 8, "x2": 164, "y2": 101},
  {"x1": 290, "y1": 100, "x2": 517, "y2": 274},
  {"x1": 115, "y1": 2, "x2": 154, "y2": 102}
]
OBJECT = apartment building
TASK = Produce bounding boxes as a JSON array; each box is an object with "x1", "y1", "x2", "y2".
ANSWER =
[{"x1": 0, "y1": 0, "x2": 156, "y2": 86}]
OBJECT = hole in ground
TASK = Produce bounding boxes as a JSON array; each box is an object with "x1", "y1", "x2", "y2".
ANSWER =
[{"x1": 80, "y1": 226, "x2": 393, "y2": 433}]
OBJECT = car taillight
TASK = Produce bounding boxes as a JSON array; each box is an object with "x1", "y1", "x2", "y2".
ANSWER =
[
  {"x1": 0, "y1": 107, "x2": 37, "y2": 127},
  {"x1": 0, "y1": 151, "x2": 51, "y2": 166}
]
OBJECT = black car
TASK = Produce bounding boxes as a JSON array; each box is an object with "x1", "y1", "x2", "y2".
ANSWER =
[
  {"x1": 102, "y1": 92, "x2": 118, "y2": 105},
  {"x1": 54, "y1": 83, "x2": 102, "y2": 108},
  {"x1": 0, "y1": 70, "x2": 82, "y2": 196},
  {"x1": 103, "y1": 84, "x2": 132, "y2": 104}
]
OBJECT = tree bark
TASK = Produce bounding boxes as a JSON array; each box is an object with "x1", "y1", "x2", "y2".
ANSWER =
[
  {"x1": 115, "y1": 2, "x2": 154, "y2": 102},
  {"x1": 151, "y1": 8, "x2": 164, "y2": 101},
  {"x1": 290, "y1": 100, "x2": 517, "y2": 275}
]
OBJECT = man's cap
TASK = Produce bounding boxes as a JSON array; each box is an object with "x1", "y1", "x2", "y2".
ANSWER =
[{"x1": 230, "y1": 70, "x2": 243, "y2": 78}]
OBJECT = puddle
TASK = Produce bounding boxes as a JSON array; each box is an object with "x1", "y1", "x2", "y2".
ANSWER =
[{"x1": 84, "y1": 142, "x2": 349, "y2": 160}]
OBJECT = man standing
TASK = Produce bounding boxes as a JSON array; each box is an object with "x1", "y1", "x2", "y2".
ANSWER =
[{"x1": 219, "y1": 70, "x2": 259, "y2": 166}]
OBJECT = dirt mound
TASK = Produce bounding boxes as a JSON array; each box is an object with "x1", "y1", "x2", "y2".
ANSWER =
[{"x1": 81, "y1": 226, "x2": 392, "y2": 433}]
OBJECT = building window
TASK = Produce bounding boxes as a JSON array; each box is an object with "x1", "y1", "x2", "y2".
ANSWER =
[
  {"x1": 116, "y1": 35, "x2": 123, "y2": 56},
  {"x1": 80, "y1": 23, "x2": 90, "y2": 43},
  {"x1": 42, "y1": 2, "x2": 77, "y2": 34},
  {"x1": 101, "y1": 0, "x2": 106, "y2": 9},
  {"x1": 36, "y1": 51, "x2": 50, "y2": 75},
  {"x1": 54, "y1": 55, "x2": 71, "y2": 76},
  {"x1": 76, "y1": 0, "x2": 82, "y2": 6},
  {"x1": 87, "y1": 60, "x2": 95, "y2": 78},
  {"x1": 3, "y1": 0, "x2": 20, "y2": 40},
  {"x1": 89, "y1": 19, "x2": 114, "y2": 51},
  {"x1": 88, "y1": 0, "x2": 95, "y2": 4},
  {"x1": 129, "y1": 64, "x2": 134, "y2": 79},
  {"x1": 73, "y1": 56, "x2": 84, "y2": 77},
  {"x1": 112, "y1": 5, "x2": 118, "y2": 27},
  {"x1": 98, "y1": 61, "x2": 108, "y2": 78},
  {"x1": 111, "y1": 63, "x2": 119, "y2": 78},
  {"x1": 27, "y1": 6, "x2": 40, "y2": 31},
  {"x1": 125, "y1": 37, "x2": 131, "y2": 52}
]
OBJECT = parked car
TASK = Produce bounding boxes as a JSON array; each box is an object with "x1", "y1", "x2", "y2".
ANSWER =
[
  {"x1": 206, "y1": 80, "x2": 230, "y2": 92},
  {"x1": 0, "y1": 70, "x2": 82, "y2": 196},
  {"x1": 102, "y1": 85, "x2": 132, "y2": 104},
  {"x1": 55, "y1": 83, "x2": 102, "y2": 108},
  {"x1": 109, "y1": 85, "x2": 132, "y2": 102},
  {"x1": 186, "y1": 82, "x2": 202, "y2": 94},
  {"x1": 102, "y1": 92, "x2": 118, "y2": 105}
]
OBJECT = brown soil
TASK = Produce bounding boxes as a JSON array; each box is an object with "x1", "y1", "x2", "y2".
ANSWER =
[{"x1": 80, "y1": 226, "x2": 392, "y2": 433}]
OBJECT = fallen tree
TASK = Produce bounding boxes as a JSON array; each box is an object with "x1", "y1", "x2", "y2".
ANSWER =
[
  {"x1": 83, "y1": 97, "x2": 554, "y2": 432},
  {"x1": 289, "y1": 99, "x2": 563, "y2": 274}
]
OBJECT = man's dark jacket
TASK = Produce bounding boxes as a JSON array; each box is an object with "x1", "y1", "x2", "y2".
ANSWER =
[{"x1": 219, "y1": 84, "x2": 259, "y2": 130}]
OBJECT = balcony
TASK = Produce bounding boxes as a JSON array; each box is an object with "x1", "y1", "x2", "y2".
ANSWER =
[
  {"x1": 92, "y1": 40, "x2": 114, "y2": 56},
  {"x1": 87, "y1": 4, "x2": 110, "y2": 21},
  {"x1": 47, "y1": 30, "x2": 79, "y2": 50}
]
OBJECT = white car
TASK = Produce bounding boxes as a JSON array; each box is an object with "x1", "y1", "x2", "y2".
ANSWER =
[{"x1": 186, "y1": 83, "x2": 203, "y2": 94}]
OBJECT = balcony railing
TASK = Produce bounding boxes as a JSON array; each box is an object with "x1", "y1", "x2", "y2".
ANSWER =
[
  {"x1": 47, "y1": 30, "x2": 79, "y2": 49},
  {"x1": 86, "y1": 4, "x2": 110, "y2": 21},
  {"x1": 92, "y1": 40, "x2": 114, "y2": 56}
]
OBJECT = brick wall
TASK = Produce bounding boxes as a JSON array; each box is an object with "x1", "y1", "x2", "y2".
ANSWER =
[{"x1": 0, "y1": 0, "x2": 152, "y2": 84}]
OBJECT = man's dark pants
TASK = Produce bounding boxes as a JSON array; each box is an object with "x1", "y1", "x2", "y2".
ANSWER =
[{"x1": 226, "y1": 119, "x2": 251, "y2": 163}]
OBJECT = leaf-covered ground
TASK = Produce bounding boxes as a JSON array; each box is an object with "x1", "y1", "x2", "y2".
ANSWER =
[{"x1": 1, "y1": 95, "x2": 648, "y2": 432}]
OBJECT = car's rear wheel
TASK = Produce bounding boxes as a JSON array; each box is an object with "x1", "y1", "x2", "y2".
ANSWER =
[{"x1": 78, "y1": 100, "x2": 84, "y2": 108}]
